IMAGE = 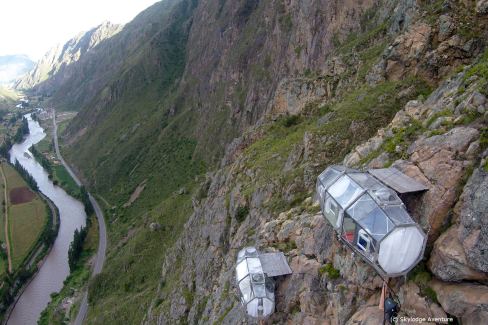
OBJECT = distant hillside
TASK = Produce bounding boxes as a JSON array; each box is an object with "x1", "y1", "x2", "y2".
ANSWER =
[
  {"x1": 0, "y1": 55, "x2": 34, "y2": 85},
  {"x1": 0, "y1": 85, "x2": 19, "y2": 110},
  {"x1": 14, "y1": 21, "x2": 121, "y2": 95}
]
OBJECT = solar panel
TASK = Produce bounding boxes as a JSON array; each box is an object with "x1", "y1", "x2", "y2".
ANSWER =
[
  {"x1": 368, "y1": 168, "x2": 429, "y2": 194},
  {"x1": 259, "y1": 252, "x2": 292, "y2": 277}
]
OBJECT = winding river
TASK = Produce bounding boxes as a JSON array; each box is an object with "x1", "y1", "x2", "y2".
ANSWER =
[{"x1": 7, "y1": 115, "x2": 86, "y2": 325}]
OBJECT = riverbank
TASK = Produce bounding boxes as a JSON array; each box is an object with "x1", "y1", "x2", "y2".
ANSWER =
[
  {"x1": 0, "y1": 115, "x2": 60, "y2": 323},
  {"x1": 38, "y1": 219, "x2": 98, "y2": 324},
  {"x1": 23, "y1": 112, "x2": 94, "y2": 324},
  {"x1": 6, "y1": 114, "x2": 87, "y2": 325},
  {"x1": 31, "y1": 110, "x2": 106, "y2": 325},
  {"x1": 1, "y1": 192, "x2": 59, "y2": 325},
  {"x1": 30, "y1": 113, "x2": 80, "y2": 200}
]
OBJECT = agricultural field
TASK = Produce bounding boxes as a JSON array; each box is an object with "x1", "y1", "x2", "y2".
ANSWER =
[{"x1": 1, "y1": 162, "x2": 48, "y2": 271}]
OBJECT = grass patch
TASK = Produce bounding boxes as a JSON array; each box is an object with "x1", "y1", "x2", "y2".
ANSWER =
[
  {"x1": 52, "y1": 164, "x2": 80, "y2": 197},
  {"x1": 86, "y1": 186, "x2": 196, "y2": 324},
  {"x1": 213, "y1": 304, "x2": 234, "y2": 325},
  {"x1": 465, "y1": 50, "x2": 488, "y2": 81},
  {"x1": 383, "y1": 119, "x2": 425, "y2": 158},
  {"x1": 182, "y1": 286, "x2": 194, "y2": 307},
  {"x1": 455, "y1": 110, "x2": 483, "y2": 125},
  {"x1": 235, "y1": 206, "x2": 249, "y2": 223},
  {"x1": 408, "y1": 262, "x2": 438, "y2": 303},
  {"x1": 281, "y1": 115, "x2": 301, "y2": 128},
  {"x1": 319, "y1": 263, "x2": 340, "y2": 279},
  {"x1": 336, "y1": 21, "x2": 389, "y2": 56},
  {"x1": 425, "y1": 109, "x2": 452, "y2": 127},
  {"x1": 271, "y1": 240, "x2": 297, "y2": 253}
]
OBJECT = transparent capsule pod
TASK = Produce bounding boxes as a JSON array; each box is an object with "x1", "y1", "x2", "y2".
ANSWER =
[
  {"x1": 236, "y1": 247, "x2": 275, "y2": 318},
  {"x1": 316, "y1": 166, "x2": 427, "y2": 277}
]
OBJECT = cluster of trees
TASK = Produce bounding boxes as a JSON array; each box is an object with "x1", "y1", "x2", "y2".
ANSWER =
[
  {"x1": 30, "y1": 145, "x2": 53, "y2": 177},
  {"x1": 67, "y1": 187, "x2": 94, "y2": 272},
  {"x1": 12, "y1": 117, "x2": 29, "y2": 143},
  {"x1": 39, "y1": 204, "x2": 57, "y2": 247},
  {"x1": 14, "y1": 159, "x2": 38, "y2": 191},
  {"x1": 68, "y1": 226, "x2": 87, "y2": 272},
  {"x1": 0, "y1": 110, "x2": 7, "y2": 122},
  {"x1": 8, "y1": 112, "x2": 22, "y2": 125},
  {"x1": 0, "y1": 138, "x2": 12, "y2": 160},
  {"x1": 80, "y1": 186, "x2": 94, "y2": 216}
]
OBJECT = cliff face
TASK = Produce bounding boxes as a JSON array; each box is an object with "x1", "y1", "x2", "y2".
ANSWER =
[
  {"x1": 23, "y1": 0, "x2": 488, "y2": 324},
  {"x1": 139, "y1": 1, "x2": 488, "y2": 324}
]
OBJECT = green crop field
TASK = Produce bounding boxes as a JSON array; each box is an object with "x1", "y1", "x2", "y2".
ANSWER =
[
  {"x1": 9, "y1": 199, "x2": 47, "y2": 268},
  {"x1": 35, "y1": 137, "x2": 52, "y2": 153},
  {"x1": 3, "y1": 164, "x2": 26, "y2": 188},
  {"x1": 2, "y1": 163, "x2": 48, "y2": 270}
]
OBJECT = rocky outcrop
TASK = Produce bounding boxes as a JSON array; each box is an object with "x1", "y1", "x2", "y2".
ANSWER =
[
  {"x1": 271, "y1": 78, "x2": 329, "y2": 116},
  {"x1": 346, "y1": 305, "x2": 384, "y2": 325},
  {"x1": 398, "y1": 282, "x2": 448, "y2": 321},
  {"x1": 346, "y1": 73, "x2": 483, "y2": 243},
  {"x1": 428, "y1": 226, "x2": 488, "y2": 282},
  {"x1": 385, "y1": 22, "x2": 433, "y2": 80},
  {"x1": 406, "y1": 126, "x2": 479, "y2": 240},
  {"x1": 431, "y1": 280, "x2": 488, "y2": 324},
  {"x1": 477, "y1": 0, "x2": 488, "y2": 14},
  {"x1": 369, "y1": 4, "x2": 484, "y2": 84},
  {"x1": 456, "y1": 166, "x2": 488, "y2": 274}
]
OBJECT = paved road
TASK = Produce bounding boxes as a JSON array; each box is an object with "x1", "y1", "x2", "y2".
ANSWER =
[{"x1": 52, "y1": 111, "x2": 107, "y2": 325}]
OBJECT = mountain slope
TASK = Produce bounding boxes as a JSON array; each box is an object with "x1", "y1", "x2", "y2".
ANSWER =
[
  {"x1": 14, "y1": 22, "x2": 121, "y2": 101},
  {"x1": 26, "y1": 0, "x2": 488, "y2": 324}
]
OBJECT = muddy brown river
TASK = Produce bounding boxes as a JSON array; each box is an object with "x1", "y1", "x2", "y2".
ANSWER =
[{"x1": 7, "y1": 115, "x2": 86, "y2": 325}]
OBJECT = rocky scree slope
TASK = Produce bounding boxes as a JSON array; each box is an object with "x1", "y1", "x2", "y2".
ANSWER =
[{"x1": 137, "y1": 2, "x2": 488, "y2": 325}]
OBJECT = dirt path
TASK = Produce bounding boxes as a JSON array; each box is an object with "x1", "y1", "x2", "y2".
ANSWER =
[{"x1": 1, "y1": 163, "x2": 12, "y2": 273}]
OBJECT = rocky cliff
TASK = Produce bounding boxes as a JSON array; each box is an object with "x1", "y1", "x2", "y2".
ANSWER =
[
  {"x1": 139, "y1": 1, "x2": 488, "y2": 324},
  {"x1": 23, "y1": 0, "x2": 488, "y2": 324}
]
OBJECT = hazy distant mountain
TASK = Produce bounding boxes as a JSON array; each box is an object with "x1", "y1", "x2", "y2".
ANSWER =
[
  {"x1": 0, "y1": 55, "x2": 34, "y2": 85},
  {"x1": 14, "y1": 21, "x2": 121, "y2": 92}
]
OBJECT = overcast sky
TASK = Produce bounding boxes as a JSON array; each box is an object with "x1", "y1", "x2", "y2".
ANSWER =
[{"x1": 0, "y1": 0, "x2": 160, "y2": 60}]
